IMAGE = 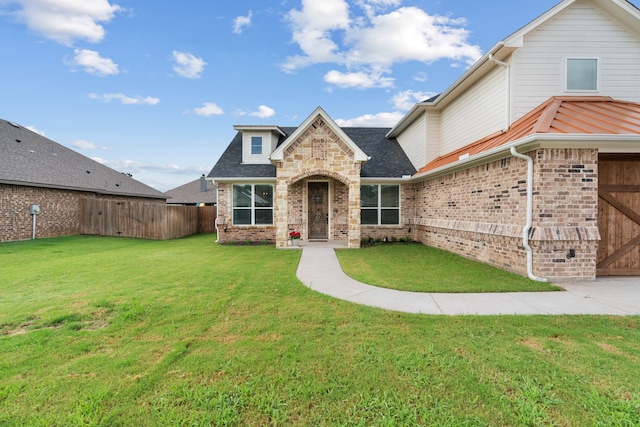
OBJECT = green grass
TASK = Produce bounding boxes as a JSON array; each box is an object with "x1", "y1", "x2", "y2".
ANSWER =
[
  {"x1": 336, "y1": 244, "x2": 561, "y2": 292},
  {"x1": 1, "y1": 234, "x2": 639, "y2": 426}
]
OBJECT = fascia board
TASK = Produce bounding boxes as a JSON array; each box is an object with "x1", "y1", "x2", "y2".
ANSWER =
[{"x1": 410, "y1": 134, "x2": 640, "y2": 182}]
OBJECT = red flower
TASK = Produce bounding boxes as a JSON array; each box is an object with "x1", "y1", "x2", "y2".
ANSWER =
[{"x1": 289, "y1": 231, "x2": 301, "y2": 239}]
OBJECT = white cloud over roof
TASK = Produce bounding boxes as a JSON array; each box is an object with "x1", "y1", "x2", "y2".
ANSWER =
[
  {"x1": 233, "y1": 10, "x2": 253, "y2": 34},
  {"x1": 172, "y1": 51, "x2": 206, "y2": 79},
  {"x1": 66, "y1": 49, "x2": 119, "y2": 76},
  {"x1": 283, "y1": 0, "x2": 482, "y2": 89},
  {"x1": 5, "y1": 0, "x2": 123, "y2": 46},
  {"x1": 89, "y1": 93, "x2": 160, "y2": 105}
]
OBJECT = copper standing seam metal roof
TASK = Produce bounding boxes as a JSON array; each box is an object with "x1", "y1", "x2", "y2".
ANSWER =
[{"x1": 415, "y1": 96, "x2": 640, "y2": 175}]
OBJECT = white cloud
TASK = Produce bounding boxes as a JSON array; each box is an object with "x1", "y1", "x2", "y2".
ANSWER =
[
  {"x1": 71, "y1": 139, "x2": 107, "y2": 150},
  {"x1": 66, "y1": 49, "x2": 119, "y2": 76},
  {"x1": 250, "y1": 105, "x2": 275, "y2": 119},
  {"x1": 92, "y1": 158, "x2": 205, "y2": 176},
  {"x1": 335, "y1": 111, "x2": 404, "y2": 127},
  {"x1": 172, "y1": 51, "x2": 206, "y2": 79},
  {"x1": 89, "y1": 93, "x2": 160, "y2": 105},
  {"x1": 26, "y1": 125, "x2": 45, "y2": 136},
  {"x1": 391, "y1": 90, "x2": 436, "y2": 110},
  {"x1": 233, "y1": 10, "x2": 252, "y2": 34},
  {"x1": 282, "y1": 0, "x2": 351, "y2": 72},
  {"x1": 192, "y1": 102, "x2": 224, "y2": 116},
  {"x1": 282, "y1": 0, "x2": 482, "y2": 87},
  {"x1": 324, "y1": 69, "x2": 394, "y2": 89},
  {"x1": 4, "y1": 0, "x2": 123, "y2": 46},
  {"x1": 237, "y1": 105, "x2": 276, "y2": 119}
]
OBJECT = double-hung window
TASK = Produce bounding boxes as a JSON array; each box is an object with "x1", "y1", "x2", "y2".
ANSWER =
[
  {"x1": 360, "y1": 184, "x2": 400, "y2": 225},
  {"x1": 233, "y1": 184, "x2": 273, "y2": 225},
  {"x1": 251, "y1": 136, "x2": 263, "y2": 155},
  {"x1": 566, "y1": 58, "x2": 598, "y2": 91}
]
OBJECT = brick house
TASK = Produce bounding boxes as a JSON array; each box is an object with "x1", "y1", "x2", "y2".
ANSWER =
[
  {"x1": 208, "y1": 0, "x2": 640, "y2": 281},
  {"x1": 1, "y1": 119, "x2": 167, "y2": 242}
]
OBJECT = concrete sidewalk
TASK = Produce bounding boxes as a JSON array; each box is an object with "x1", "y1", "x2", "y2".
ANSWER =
[{"x1": 295, "y1": 244, "x2": 640, "y2": 315}]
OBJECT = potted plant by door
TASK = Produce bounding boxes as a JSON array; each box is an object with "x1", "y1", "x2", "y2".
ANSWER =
[{"x1": 289, "y1": 231, "x2": 301, "y2": 246}]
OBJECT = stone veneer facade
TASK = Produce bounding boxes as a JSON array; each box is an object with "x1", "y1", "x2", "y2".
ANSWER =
[
  {"x1": 409, "y1": 148, "x2": 600, "y2": 280},
  {"x1": 216, "y1": 117, "x2": 368, "y2": 248}
]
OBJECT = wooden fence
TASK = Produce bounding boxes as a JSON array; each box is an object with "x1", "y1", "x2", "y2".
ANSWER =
[{"x1": 80, "y1": 198, "x2": 216, "y2": 240}]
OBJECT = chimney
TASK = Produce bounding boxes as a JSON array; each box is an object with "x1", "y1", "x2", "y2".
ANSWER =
[{"x1": 200, "y1": 174, "x2": 207, "y2": 192}]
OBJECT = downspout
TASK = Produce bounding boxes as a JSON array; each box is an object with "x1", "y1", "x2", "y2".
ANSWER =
[
  {"x1": 214, "y1": 183, "x2": 220, "y2": 243},
  {"x1": 488, "y1": 54, "x2": 510, "y2": 131},
  {"x1": 510, "y1": 147, "x2": 547, "y2": 282}
]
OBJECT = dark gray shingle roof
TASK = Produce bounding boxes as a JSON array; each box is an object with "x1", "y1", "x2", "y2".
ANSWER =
[
  {"x1": 0, "y1": 119, "x2": 166, "y2": 199},
  {"x1": 207, "y1": 126, "x2": 415, "y2": 179},
  {"x1": 165, "y1": 176, "x2": 217, "y2": 204}
]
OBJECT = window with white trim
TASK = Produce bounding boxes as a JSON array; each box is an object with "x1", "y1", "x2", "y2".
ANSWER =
[
  {"x1": 360, "y1": 184, "x2": 400, "y2": 225},
  {"x1": 251, "y1": 136, "x2": 263, "y2": 155},
  {"x1": 232, "y1": 184, "x2": 273, "y2": 225},
  {"x1": 566, "y1": 58, "x2": 598, "y2": 91}
]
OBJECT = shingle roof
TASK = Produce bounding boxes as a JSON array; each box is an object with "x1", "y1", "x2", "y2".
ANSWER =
[
  {"x1": 208, "y1": 126, "x2": 415, "y2": 179},
  {"x1": 0, "y1": 119, "x2": 166, "y2": 199},
  {"x1": 415, "y1": 96, "x2": 640, "y2": 175},
  {"x1": 165, "y1": 176, "x2": 217, "y2": 204}
]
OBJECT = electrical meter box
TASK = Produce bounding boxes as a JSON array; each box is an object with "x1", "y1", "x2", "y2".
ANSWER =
[{"x1": 29, "y1": 204, "x2": 40, "y2": 215}]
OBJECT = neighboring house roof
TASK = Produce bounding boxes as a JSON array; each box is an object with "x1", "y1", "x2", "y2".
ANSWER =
[
  {"x1": 165, "y1": 176, "x2": 217, "y2": 204},
  {"x1": 388, "y1": 0, "x2": 640, "y2": 138},
  {"x1": 0, "y1": 119, "x2": 166, "y2": 199},
  {"x1": 208, "y1": 125, "x2": 416, "y2": 180},
  {"x1": 415, "y1": 96, "x2": 640, "y2": 175}
]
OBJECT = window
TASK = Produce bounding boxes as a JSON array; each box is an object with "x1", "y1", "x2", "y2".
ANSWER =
[
  {"x1": 566, "y1": 58, "x2": 598, "y2": 91},
  {"x1": 360, "y1": 184, "x2": 400, "y2": 225},
  {"x1": 251, "y1": 136, "x2": 262, "y2": 155},
  {"x1": 232, "y1": 184, "x2": 273, "y2": 225}
]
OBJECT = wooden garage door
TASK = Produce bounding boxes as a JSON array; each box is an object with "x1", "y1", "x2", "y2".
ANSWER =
[{"x1": 597, "y1": 154, "x2": 640, "y2": 275}]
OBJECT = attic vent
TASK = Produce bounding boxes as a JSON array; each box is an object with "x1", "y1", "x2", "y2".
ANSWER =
[
  {"x1": 115, "y1": 183, "x2": 120, "y2": 187},
  {"x1": 86, "y1": 170, "x2": 91, "y2": 174},
  {"x1": 15, "y1": 139, "x2": 21, "y2": 143},
  {"x1": 459, "y1": 153, "x2": 470, "y2": 160},
  {"x1": 28, "y1": 150, "x2": 35, "y2": 154}
]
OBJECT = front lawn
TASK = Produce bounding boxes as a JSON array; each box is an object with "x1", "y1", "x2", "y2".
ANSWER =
[
  {"x1": 1, "y1": 235, "x2": 638, "y2": 426},
  {"x1": 336, "y1": 244, "x2": 561, "y2": 292}
]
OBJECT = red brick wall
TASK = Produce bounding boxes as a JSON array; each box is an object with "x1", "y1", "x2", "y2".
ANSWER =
[
  {"x1": 0, "y1": 184, "x2": 166, "y2": 242},
  {"x1": 410, "y1": 148, "x2": 599, "y2": 280},
  {"x1": 1, "y1": 184, "x2": 83, "y2": 241}
]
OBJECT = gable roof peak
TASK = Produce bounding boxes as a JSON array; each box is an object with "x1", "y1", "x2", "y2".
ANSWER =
[{"x1": 269, "y1": 106, "x2": 369, "y2": 163}]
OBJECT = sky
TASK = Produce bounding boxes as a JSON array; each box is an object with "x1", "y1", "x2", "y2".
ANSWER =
[{"x1": 0, "y1": 0, "x2": 592, "y2": 192}]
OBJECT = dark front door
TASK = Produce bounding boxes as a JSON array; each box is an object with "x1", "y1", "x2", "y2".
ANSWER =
[{"x1": 308, "y1": 182, "x2": 328, "y2": 240}]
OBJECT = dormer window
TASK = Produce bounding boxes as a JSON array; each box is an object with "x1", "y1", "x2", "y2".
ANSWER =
[
  {"x1": 566, "y1": 58, "x2": 598, "y2": 91},
  {"x1": 251, "y1": 136, "x2": 263, "y2": 155},
  {"x1": 234, "y1": 125, "x2": 287, "y2": 165}
]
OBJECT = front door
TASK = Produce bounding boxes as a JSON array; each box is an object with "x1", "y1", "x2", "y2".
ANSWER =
[{"x1": 308, "y1": 182, "x2": 328, "y2": 240}]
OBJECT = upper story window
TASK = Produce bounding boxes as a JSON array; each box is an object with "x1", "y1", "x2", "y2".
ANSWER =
[
  {"x1": 251, "y1": 136, "x2": 263, "y2": 155},
  {"x1": 360, "y1": 184, "x2": 400, "y2": 225},
  {"x1": 566, "y1": 58, "x2": 598, "y2": 91},
  {"x1": 233, "y1": 184, "x2": 274, "y2": 225}
]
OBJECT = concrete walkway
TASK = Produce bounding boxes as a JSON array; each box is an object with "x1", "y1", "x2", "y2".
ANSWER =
[{"x1": 294, "y1": 244, "x2": 640, "y2": 315}]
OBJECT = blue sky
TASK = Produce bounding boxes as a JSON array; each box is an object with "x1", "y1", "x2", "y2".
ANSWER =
[{"x1": 0, "y1": 0, "x2": 595, "y2": 191}]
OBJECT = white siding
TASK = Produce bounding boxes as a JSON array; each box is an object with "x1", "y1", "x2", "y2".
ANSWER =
[
  {"x1": 396, "y1": 113, "x2": 427, "y2": 169},
  {"x1": 426, "y1": 112, "x2": 441, "y2": 165},
  {"x1": 440, "y1": 66, "x2": 507, "y2": 155},
  {"x1": 513, "y1": 0, "x2": 640, "y2": 121}
]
